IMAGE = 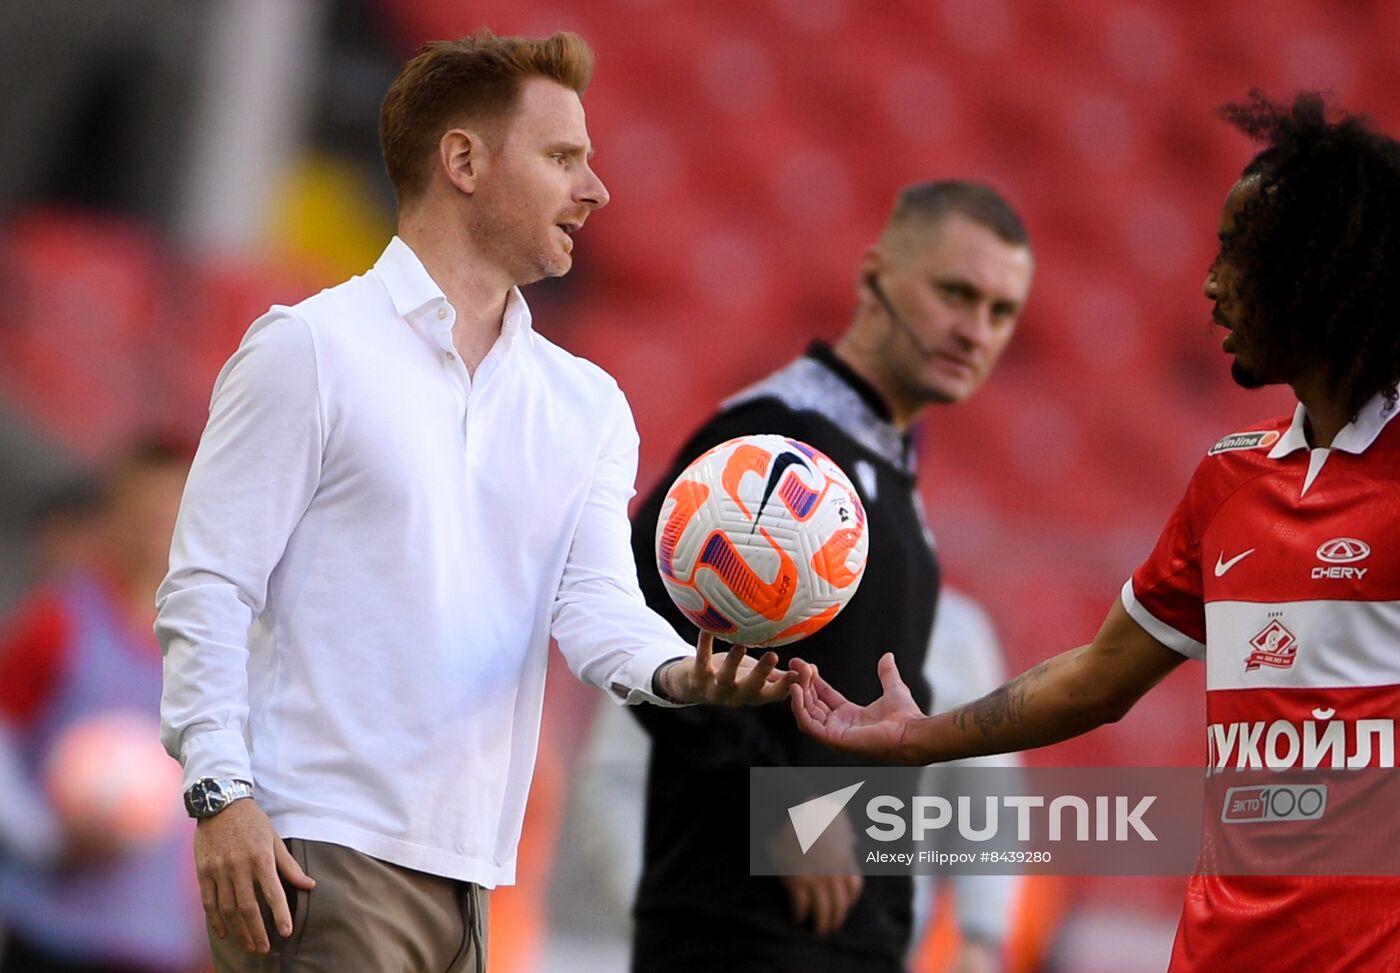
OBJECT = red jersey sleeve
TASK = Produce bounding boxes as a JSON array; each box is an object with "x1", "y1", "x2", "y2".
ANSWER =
[
  {"x1": 1123, "y1": 462, "x2": 1210, "y2": 658},
  {"x1": 0, "y1": 588, "x2": 71, "y2": 726}
]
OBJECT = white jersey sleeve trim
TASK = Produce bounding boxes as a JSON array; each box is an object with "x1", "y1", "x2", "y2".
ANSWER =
[{"x1": 1120, "y1": 578, "x2": 1206, "y2": 660}]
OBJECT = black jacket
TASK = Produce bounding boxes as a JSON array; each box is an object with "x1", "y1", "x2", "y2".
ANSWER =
[{"x1": 629, "y1": 344, "x2": 940, "y2": 970}]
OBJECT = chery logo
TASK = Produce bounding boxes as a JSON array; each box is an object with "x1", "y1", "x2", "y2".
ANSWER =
[{"x1": 1316, "y1": 538, "x2": 1371, "y2": 564}]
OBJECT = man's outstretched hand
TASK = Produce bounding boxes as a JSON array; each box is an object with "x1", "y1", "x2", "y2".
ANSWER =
[
  {"x1": 789, "y1": 652, "x2": 925, "y2": 764},
  {"x1": 657, "y1": 633, "x2": 797, "y2": 706}
]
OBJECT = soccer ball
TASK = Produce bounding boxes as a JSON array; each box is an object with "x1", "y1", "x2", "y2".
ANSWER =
[
  {"x1": 44, "y1": 711, "x2": 184, "y2": 851},
  {"x1": 654, "y1": 434, "x2": 869, "y2": 647}
]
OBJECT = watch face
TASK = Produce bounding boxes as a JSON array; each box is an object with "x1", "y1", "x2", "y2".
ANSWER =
[
  {"x1": 188, "y1": 779, "x2": 226, "y2": 816},
  {"x1": 185, "y1": 778, "x2": 252, "y2": 818}
]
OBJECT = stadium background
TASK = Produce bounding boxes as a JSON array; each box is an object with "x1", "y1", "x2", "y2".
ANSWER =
[{"x1": 0, "y1": 1, "x2": 1396, "y2": 970}]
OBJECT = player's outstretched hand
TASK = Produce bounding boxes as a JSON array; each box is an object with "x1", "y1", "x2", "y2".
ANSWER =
[
  {"x1": 660, "y1": 632, "x2": 796, "y2": 706},
  {"x1": 790, "y1": 652, "x2": 926, "y2": 764}
]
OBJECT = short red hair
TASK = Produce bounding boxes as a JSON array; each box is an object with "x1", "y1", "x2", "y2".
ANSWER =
[{"x1": 379, "y1": 28, "x2": 595, "y2": 203}]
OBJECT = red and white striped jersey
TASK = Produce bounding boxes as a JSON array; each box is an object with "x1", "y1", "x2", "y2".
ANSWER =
[{"x1": 1124, "y1": 392, "x2": 1400, "y2": 973}]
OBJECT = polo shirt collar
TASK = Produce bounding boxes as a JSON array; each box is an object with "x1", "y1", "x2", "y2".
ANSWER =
[
  {"x1": 374, "y1": 236, "x2": 535, "y2": 349},
  {"x1": 376, "y1": 236, "x2": 445, "y2": 318},
  {"x1": 1268, "y1": 390, "x2": 1400, "y2": 459},
  {"x1": 499, "y1": 287, "x2": 533, "y2": 345}
]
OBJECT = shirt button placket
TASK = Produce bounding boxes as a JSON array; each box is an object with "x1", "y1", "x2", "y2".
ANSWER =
[{"x1": 433, "y1": 303, "x2": 470, "y2": 441}]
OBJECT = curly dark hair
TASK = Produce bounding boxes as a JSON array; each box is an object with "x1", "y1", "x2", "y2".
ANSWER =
[{"x1": 1217, "y1": 91, "x2": 1400, "y2": 419}]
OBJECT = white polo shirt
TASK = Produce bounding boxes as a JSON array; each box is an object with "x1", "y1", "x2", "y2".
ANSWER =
[{"x1": 157, "y1": 237, "x2": 691, "y2": 886}]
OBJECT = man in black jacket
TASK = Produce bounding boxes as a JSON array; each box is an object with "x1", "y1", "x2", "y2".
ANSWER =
[{"x1": 629, "y1": 181, "x2": 1034, "y2": 972}]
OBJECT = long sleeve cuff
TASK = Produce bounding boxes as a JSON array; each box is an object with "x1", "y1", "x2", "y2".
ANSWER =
[
  {"x1": 178, "y1": 728, "x2": 254, "y2": 790},
  {"x1": 607, "y1": 643, "x2": 696, "y2": 708}
]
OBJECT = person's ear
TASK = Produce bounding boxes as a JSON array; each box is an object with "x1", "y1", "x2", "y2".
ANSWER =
[
  {"x1": 439, "y1": 128, "x2": 487, "y2": 195},
  {"x1": 856, "y1": 247, "x2": 884, "y2": 303}
]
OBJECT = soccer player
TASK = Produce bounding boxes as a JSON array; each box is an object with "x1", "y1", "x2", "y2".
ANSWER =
[
  {"x1": 156, "y1": 30, "x2": 791, "y2": 973},
  {"x1": 628, "y1": 182, "x2": 1033, "y2": 972},
  {"x1": 791, "y1": 92, "x2": 1400, "y2": 973}
]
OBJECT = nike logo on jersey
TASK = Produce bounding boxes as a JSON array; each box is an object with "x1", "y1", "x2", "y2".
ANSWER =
[{"x1": 1214, "y1": 548, "x2": 1256, "y2": 577}]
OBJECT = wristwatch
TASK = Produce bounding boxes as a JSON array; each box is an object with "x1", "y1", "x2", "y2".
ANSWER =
[{"x1": 184, "y1": 777, "x2": 254, "y2": 819}]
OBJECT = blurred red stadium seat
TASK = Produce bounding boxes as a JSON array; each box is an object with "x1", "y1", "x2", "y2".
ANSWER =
[
  {"x1": 0, "y1": 208, "x2": 321, "y2": 459},
  {"x1": 0, "y1": 209, "x2": 161, "y2": 457}
]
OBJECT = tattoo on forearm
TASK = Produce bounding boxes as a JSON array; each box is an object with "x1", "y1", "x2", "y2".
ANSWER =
[{"x1": 953, "y1": 661, "x2": 1052, "y2": 737}]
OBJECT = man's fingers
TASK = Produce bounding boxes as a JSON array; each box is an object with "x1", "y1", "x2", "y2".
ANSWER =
[
  {"x1": 750, "y1": 673, "x2": 790, "y2": 705},
  {"x1": 275, "y1": 839, "x2": 316, "y2": 890},
  {"x1": 265, "y1": 841, "x2": 315, "y2": 941},
  {"x1": 804, "y1": 674, "x2": 829, "y2": 716},
  {"x1": 806, "y1": 663, "x2": 836, "y2": 708},
  {"x1": 789, "y1": 657, "x2": 812, "y2": 689},
  {"x1": 694, "y1": 631, "x2": 713, "y2": 673},
  {"x1": 812, "y1": 669, "x2": 852, "y2": 711},
  {"x1": 834, "y1": 874, "x2": 862, "y2": 930},
  {"x1": 828, "y1": 876, "x2": 853, "y2": 935},
  {"x1": 848, "y1": 873, "x2": 865, "y2": 905},
  {"x1": 200, "y1": 873, "x2": 227, "y2": 939},
  {"x1": 809, "y1": 878, "x2": 835, "y2": 936},
  {"x1": 233, "y1": 870, "x2": 270, "y2": 953},
  {"x1": 830, "y1": 893, "x2": 852, "y2": 935},
  {"x1": 816, "y1": 878, "x2": 839, "y2": 936},
  {"x1": 790, "y1": 684, "x2": 809, "y2": 726},
  {"x1": 791, "y1": 684, "x2": 823, "y2": 734},
  {"x1": 787, "y1": 878, "x2": 811, "y2": 924},
  {"x1": 258, "y1": 858, "x2": 294, "y2": 940},
  {"x1": 877, "y1": 652, "x2": 906, "y2": 694},
  {"x1": 215, "y1": 872, "x2": 254, "y2": 953},
  {"x1": 716, "y1": 643, "x2": 746, "y2": 687},
  {"x1": 761, "y1": 663, "x2": 799, "y2": 696},
  {"x1": 739, "y1": 651, "x2": 787, "y2": 702},
  {"x1": 756, "y1": 673, "x2": 793, "y2": 703},
  {"x1": 745, "y1": 650, "x2": 778, "y2": 687}
]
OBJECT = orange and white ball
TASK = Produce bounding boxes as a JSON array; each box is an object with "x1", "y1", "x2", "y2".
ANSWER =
[
  {"x1": 655, "y1": 434, "x2": 869, "y2": 647},
  {"x1": 44, "y1": 711, "x2": 184, "y2": 851}
]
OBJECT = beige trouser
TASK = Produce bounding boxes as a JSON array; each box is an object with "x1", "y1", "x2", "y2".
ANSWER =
[{"x1": 209, "y1": 838, "x2": 488, "y2": 973}]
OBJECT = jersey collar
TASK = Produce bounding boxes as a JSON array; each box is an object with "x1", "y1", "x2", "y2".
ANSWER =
[{"x1": 1268, "y1": 390, "x2": 1400, "y2": 459}]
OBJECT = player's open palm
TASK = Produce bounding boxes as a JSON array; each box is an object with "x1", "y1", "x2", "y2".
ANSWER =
[{"x1": 789, "y1": 652, "x2": 924, "y2": 763}]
